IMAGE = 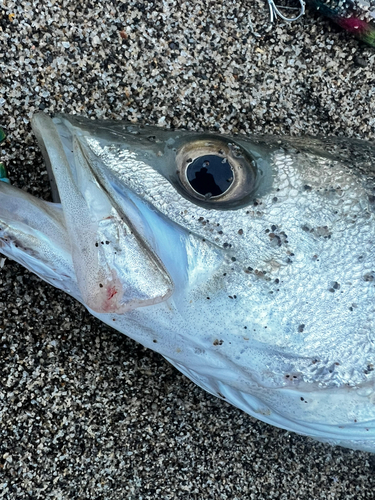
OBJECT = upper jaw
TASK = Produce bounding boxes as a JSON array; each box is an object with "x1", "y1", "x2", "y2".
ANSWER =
[{"x1": 31, "y1": 113, "x2": 174, "y2": 314}]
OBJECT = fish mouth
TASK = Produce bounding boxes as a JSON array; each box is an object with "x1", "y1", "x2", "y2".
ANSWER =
[{"x1": 31, "y1": 113, "x2": 174, "y2": 314}]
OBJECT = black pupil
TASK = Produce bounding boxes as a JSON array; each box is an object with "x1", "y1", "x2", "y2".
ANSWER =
[{"x1": 186, "y1": 155, "x2": 234, "y2": 197}]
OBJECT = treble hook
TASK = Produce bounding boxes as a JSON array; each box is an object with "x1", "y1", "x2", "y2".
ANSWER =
[{"x1": 267, "y1": 0, "x2": 305, "y2": 23}]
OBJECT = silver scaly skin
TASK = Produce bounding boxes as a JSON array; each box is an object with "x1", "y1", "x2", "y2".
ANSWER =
[{"x1": 0, "y1": 113, "x2": 374, "y2": 452}]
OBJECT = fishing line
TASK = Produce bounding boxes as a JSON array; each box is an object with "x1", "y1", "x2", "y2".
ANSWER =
[
  {"x1": 267, "y1": 0, "x2": 306, "y2": 22},
  {"x1": 248, "y1": 0, "x2": 305, "y2": 37}
]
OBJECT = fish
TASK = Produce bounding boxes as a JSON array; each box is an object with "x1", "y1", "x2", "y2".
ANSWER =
[{"x1": 0, "y1": 113, "x2": 375, "y2": 453}]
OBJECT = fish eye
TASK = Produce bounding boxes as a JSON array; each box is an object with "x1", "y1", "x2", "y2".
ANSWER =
[{"x1": 176, "y1": 138, "x2": 257, "y2": 209}]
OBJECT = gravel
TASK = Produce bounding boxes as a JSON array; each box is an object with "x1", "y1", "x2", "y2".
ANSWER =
[{"x1": 1, "y1": 1, "x2": 375, "y2": 499}]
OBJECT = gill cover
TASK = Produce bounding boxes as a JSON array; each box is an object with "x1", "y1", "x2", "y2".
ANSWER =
[{"x1": 31, "y1": 113, "x2": 173, "y2": 313}]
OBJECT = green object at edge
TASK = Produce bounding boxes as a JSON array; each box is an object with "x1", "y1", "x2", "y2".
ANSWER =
[{"x1": 0, "y1": 162, "x2": 9, "y2": 183}]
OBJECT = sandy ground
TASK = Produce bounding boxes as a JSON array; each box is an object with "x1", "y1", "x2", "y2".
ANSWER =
[{"x1": 0, "y1": 0, "x2": 375, "y2": 498}]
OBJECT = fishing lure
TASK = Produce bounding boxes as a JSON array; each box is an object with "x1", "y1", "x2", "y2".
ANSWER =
[
  {"x1": 308, "y1": 0, "x2": 375, "y2": 46},
  {"x1": 269, "y1": 0, "x2": 375, "y2": 46}
]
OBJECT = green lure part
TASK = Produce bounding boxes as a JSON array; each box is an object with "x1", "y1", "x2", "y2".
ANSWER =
[
  {"x1": 0, "y1": 163, "x2": 10, "y2": 184},
  {"x1": 0, "y1": 128, "x2": 5, "y2": 143}
]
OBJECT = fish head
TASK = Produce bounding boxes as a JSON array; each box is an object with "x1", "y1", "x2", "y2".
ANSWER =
[
  {"x1": 29, "y1": 113, "x2": 274, "y2": 316},
  {"x1": 1, "y1": 114, "x2": 375, "y2": 451}
]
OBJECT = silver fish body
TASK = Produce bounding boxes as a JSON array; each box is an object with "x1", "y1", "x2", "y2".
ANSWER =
[{"x1": 1, "y1": 113, "x2": 375, "y2": 453}]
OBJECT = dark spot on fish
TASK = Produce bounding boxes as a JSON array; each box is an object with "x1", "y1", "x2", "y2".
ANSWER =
[
  {"x1": 238, "y1": 229, "x2": 243, "y2": 235},
  {"x1": 274, "y1": 278, "x2": 279, "y2": 284},
  {"x1": 368, "y1": 195, "x2": 375, "y2": 204},
  {"x1": 315, "y1": 226, "x2": 332, "y2": 238},
  {"x1": 231, "y1": 257, "x2": 236, "y2": 262},
  {"x1": 298, "y1": 324, "x2": 305, "y2": 333},
  {"x1": 332, "y1": 281, "x2": 340, "y2": 290},
  {"x1": 363, "y1": 273, "x2": 374, "y2": 282},
  {"x1": 223, "y1": 242, "x2": 229, "y2": 248},
  {"x1": 364, "y1": 364, "x2": 374, "y2": 374},
  {"x1": 206, "y1": 297, "x2": 210, "y2": 300},
  {"x1": 300, "y1": 397, "x2": 304, "y2": 401},
  {"x1": 218, "y1": 230, "x2": 223, "y2": 234},
  {"x1": 99, "y1": 284, "x2": 103, "y2": 288},
  {"x1": 153, "y1": 339, "x2": 157, "y2": 343},
  {"x1": 228, "y1": 296, "x2": 233, "y2": 299},
  {"x1": 244, "y1": 326, "x2": 247, "y2": 329},
  {"x1": 269, "y1": 233, "x2": 282, "y2": 247},
  {"x1": 105, "y1": 241, "x2": 109, "y2": 244},
  {"x1": 304, "y1": 185, "x2": 312, "y2": 191},
  {"x1": 95, "y1": 242, "x2": 99, "y2": 247},
  {"x1": 272, "y1": 197, "x2": 278, "y2": 203},
  {"x1": 213, "y1": 339, "x2": 223, "y2": 346},
  {"x1": 271, "y1": 225, "x2": 277, "y2": 231},
  {"x1": 254, "y1": 269, "x2": 265, "y2": 277}
]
